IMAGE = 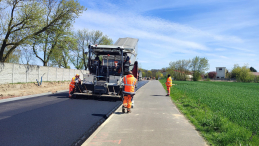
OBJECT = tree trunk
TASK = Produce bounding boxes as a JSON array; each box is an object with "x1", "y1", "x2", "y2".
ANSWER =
[{"x1": 0, "y1": 46, "x2": 5, "y2": 62}]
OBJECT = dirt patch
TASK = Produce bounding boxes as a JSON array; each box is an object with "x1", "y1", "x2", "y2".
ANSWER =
[{"x1": 0, "y1": 81, "x2": 70, "y2": 100}]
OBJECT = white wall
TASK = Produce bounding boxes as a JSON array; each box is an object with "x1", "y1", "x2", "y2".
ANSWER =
[
  {"x1": 0, "y1": 63, "x2": 88, "y2": 84},
  {"x1": 216, "y1": 67, "x2": 226, "y2": 78}
]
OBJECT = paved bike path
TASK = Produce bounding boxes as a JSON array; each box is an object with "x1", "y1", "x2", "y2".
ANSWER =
[{"x1": 82, "y1": 80, "x2": 207, "y2": 146}]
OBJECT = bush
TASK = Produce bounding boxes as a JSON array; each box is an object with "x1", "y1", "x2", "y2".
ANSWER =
[
  {"x1": 232, "y1": 64, "x2": 253, "y2": 82},
  {"x1": 254, "y1": 76, "x2": 259, "y2": 83},
  {"x1": 193, "y1": 71, "x2": 201, "y2": 81},
  {"x1": 208, "y1": 71, "x2": 217, "y2": 79}
]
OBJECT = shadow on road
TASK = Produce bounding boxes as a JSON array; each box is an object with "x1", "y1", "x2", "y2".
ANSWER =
[
  {"x1": 151, "y1": 95, "x2": 165, "y2": 96},
  {"x1": 114, "y1": 112, "x2": 125, "y2": 115},
  {"x1": 92, "y1": 114, "x2": 107, "y2": 118}
]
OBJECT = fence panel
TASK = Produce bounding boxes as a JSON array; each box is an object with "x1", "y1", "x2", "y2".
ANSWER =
[{"x1": 0, "y1": 63, "x2": 89, "y2": 84}]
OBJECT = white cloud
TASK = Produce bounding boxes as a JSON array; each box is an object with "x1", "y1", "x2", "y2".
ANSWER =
[
  {"x1": 76, "y1": 10, "x2": 210, "y2": 50},
  {"x1": 220, "y1": 56, "x2": 228, "y2": 59}
]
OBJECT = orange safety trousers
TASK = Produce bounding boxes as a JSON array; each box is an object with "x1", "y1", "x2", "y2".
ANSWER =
[
  {"x1": 69, "y1": 86, "x2": 74, "y2": 97},
  {"x1": 167, "y1": 86, "x2": 171, "y2": 95},
  {"x1": 123, "y1": 95, "x2": 132, "y2": 109},
  {"x1": 69, "y1": 77, "x2": 76, "y2": 97}
]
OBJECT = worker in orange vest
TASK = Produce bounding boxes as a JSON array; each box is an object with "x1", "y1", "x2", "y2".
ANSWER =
[
  {"x1": 123, "y1": 71, "x2": 137, "y2": 113},
  {"x1": 166, "y1": 74, "x2": 172, "y2": 96},
  {"x1": 69, "y1": 74, "x2": 81, "y2": 98}
]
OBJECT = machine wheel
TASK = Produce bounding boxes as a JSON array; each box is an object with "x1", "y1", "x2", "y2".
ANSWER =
[
  {"x1": 131, "y1": 105, "x2": 134, "y2": 108},
  {"x1": 122, "y1": 107, "x2": 125, "y2": 113},
  {"x1": 120, "y1": 92, "x2": 124, "y2": 99},
  {"x1": 71, "y1": 94, "x2": 76, "y2": 99}
]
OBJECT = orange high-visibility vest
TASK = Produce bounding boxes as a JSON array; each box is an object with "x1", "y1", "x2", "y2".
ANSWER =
[
  {"x1": 123, "y1": 74, "x2": 137, "y2": 93},
  {"x1": 69, "y1": 77, "x2": 76, "y2": 88},
  {"x1": 166, "y1": 77, "x2": 172, "y2": 87}
]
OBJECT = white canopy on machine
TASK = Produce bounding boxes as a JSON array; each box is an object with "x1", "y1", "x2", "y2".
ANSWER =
[{"x1": 91, "y1": 37, "x2": 138, "y2": 56}]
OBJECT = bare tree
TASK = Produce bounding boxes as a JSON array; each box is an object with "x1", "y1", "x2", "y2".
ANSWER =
[{"x1": 19, "y1": 45, "x2": 35, "y2": 65}]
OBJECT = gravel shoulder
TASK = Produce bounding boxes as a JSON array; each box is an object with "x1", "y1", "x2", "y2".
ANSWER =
[{"x1": 0, "y1": 81, "x2": 70, "y2": 100}]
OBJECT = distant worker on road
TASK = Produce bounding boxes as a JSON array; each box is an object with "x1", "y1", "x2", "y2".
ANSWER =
[
  {"x1": 166, "y1": 74, "x2": 172, "y2": 96},
  {"x1": 123, "y1": 71, "x2": 137, "y2": 113},
  {"x1": 69, "y1": 74, "x2": 81, "y2": 98}
]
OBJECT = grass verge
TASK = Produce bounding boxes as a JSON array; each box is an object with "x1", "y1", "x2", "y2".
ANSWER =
[{"x1": 159, "y1": 79, "x2": 259, "y2": 146}]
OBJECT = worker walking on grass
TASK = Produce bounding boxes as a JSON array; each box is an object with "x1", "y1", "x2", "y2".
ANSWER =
[
  {"x1": 166, "y1": 74, "x2": 172, "y2": 96},
  {"x1": 123, "y1": 71, "x2": 137, "y2": 113},
  {"x1": 69, "y1": 74, "x2": 81, "y2": 98}
]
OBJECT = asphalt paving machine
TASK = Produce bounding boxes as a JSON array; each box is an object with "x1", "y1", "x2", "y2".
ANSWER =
[{"x1": 72, "y1": 37, "x2": 139, "y2": 100}]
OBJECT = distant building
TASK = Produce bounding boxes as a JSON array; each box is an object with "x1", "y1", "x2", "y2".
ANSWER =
[
  {"x1": 251, "y1": 72, "x2": 259, "y2": 76},
  {"x1": 216, "y1": 67, "x2": 227, "y2": 79},
  {"x1": 186, "y1": 75, "x2": 193, "y2": 79}
]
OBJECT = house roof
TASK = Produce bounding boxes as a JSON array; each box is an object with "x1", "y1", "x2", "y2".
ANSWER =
[{"x1": 251, "y1": 72, "x2": 259, "y2": 76}]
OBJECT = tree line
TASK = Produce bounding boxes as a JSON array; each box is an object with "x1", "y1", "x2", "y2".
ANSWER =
[
  {"x1": 139, "y1": 68, "x2": 163, "y2": 80},
  {"x1": 139, "y1": 56, "x2": 209, "y2": 81},
  {"x1": 155, "y1": 55, "x2": 258, "y2": 83},
  {"x1": 0, "y1": 0, "x2": 112, "y2": 69},
  {"x1": 164, "y1": 56, "x2": 209, "y2": 81},
  {"x1": 207, "y1": 65, "x2": 259, "y2": 83}
]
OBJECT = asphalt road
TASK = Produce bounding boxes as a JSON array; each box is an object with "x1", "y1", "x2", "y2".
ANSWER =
[{"x1": 0, "y1": 80, "x2": 149, "y2": 146}]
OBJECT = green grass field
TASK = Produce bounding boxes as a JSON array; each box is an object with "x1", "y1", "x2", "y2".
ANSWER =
[{"x1": 159, "y1": 79, "x2": 259, "y2": 145}]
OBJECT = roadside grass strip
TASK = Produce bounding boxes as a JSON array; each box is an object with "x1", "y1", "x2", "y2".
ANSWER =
[{"x1": 159, "y1": 79, "x2": 259, "y2": 146}]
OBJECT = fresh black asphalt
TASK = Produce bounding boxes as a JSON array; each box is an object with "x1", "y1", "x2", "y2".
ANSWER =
[{"x1": 0, "y1": 80, "x2": 148, "y2": 146}]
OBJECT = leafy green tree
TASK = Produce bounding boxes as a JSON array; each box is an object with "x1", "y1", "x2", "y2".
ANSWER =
[
  {"x1": 166, "y1": 67, "x2": 175, "y2": 79},
  {"x1": 49, "y1": 31, "x2": 76, "y2": 68},
  {"x1": 190, "y1": 56, "x2": 209, "y2": 81},
  {"x1": 32, "y1": 0, "x2": 85, "y2": 66},
  {"x1": 232, "y1": 64, "x2": 253, "y2": 82},
  {"x1": 231, "y1": 64, "x2": 240, "y2": 78},
  {"x1": 155, "y1": 71, "x2": 163, "y2": 79},
  {"x1": 0, "y1": 0, "x2": 86, "y2": 63},
  {"x1": 226, "y1": 71, "x2": 232, "y2": 80},
  {"x1": 169, "y1": 59, "x2": 191, "y2": 81},
  {"x1": 250, "y1": 67, "x2": 257, "y2": 72},
  {"x1": 139, "y1": 68, "x2": 146, "y2": 77},
  {"x1": 99, "y1": 35, "x2": 113, "y2": 45},
  {"x1": 142, "y1": 71, "x2": 146, "y2": 77},
  {"x1": 161, "y1": 67, "x2": 167, "y2": 73},
  {"x1": 4, "y1": 47, "x2": 20, "y2": 63},
  {"x1": 147, "y1": 70, "x2": 152, "y2": 77},
  {"x1": 151, "y1": 69, "x2": 157, "y2": 78}
]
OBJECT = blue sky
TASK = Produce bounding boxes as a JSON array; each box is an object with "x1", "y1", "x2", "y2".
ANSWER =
[{"x1": 74, "y1": 0, "x2": 259, "y2": 72}]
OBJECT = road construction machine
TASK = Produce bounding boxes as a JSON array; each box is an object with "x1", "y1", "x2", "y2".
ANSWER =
[{"x1": 72, "y1": 37, "x2": 139, "y2": 100}]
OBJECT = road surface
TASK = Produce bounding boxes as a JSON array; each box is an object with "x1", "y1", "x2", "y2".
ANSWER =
[{"x1": 0, "y1": 80, "x2": 149, "y2": 146}]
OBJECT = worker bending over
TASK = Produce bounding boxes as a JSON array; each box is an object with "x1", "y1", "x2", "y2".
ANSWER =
[
  {"x1": 69, "y1": 74, "x2": 81, "y2": 98},
  {"x1": 123, "y1": 71, "x2": 137, "y2": 113},
  {"x1": 166, "y1": 74, "x2": 172, "y2": 96}
]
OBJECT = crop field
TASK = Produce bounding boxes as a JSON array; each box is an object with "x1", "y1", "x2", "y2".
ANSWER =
[{"x1": 160, "y1": 79, "x2": 259, "y2": 145}]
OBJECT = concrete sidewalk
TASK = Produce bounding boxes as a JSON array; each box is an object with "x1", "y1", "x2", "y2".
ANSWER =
[{"x1": 82, "y1": 80, "x2": 207, "y2": 146}]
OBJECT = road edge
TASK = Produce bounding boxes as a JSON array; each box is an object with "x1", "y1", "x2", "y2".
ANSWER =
[{"x1": 0, "y1": 90, "x2": 68, "y2": 104}]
